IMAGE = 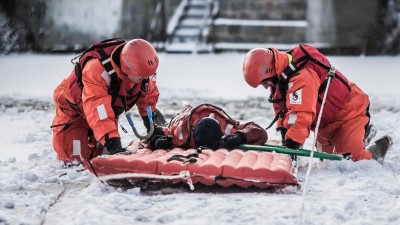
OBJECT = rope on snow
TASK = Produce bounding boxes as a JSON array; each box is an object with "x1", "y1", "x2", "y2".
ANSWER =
[
  {"x1": 39, "y1": 174, "x2": 67, "y2": 225},
  {"x1": 298, "y1": 68, "x2": 335, "y2": 224}
]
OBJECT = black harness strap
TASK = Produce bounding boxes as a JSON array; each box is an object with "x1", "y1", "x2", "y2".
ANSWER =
[
  {"x1": 265, "y1": 109, "x2": 285, "y2": 130},
  {"x1": 266, "y1": 76, "x2": 285, "y2": 103},
  {"x1": 267, "y1": 45, "x2": 331, "y2": 130},
  {"x1": 123, "y1": 78, "x2": 150, "y2": 110},
  {"x1": 281, "y1": 55, "x2": 309, "y2": 81},
  {"x1": 299, "y1": 44, "x2": 331, "y2": 70},
  {"x1": 267, "y1": 44, "x2": 353, "y2": 133},
  {"x1": 336, "y1": 75, "x2": 352, "y2": 91},
  {"x1": 268, "y1": 97, "x2": 284, "y2": 103},
  {"x1": 96, "y1": 49, "x2": 121, "y2": 108},
  {"x1": 167, "y1": 153, "x2": 200, "y2": 163},
  {"x1": 78, "y1": 38, "x2": 125, "y2": 66},
  {"x1": 74, "y1": 64, "x2": 84, "y2": 89}
]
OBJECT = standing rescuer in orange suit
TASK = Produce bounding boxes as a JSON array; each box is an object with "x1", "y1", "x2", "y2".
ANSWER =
[
  {"x1": 242, "y1": 44, "x2": 392, "y2": 161},
  {"x1": 51, "y1": 38, "x2": 160, "y2": 163}
]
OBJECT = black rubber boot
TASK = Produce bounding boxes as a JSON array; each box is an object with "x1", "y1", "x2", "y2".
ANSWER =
[{"x1": 368, "y1": 135, "x2": 393, "y2": 161}]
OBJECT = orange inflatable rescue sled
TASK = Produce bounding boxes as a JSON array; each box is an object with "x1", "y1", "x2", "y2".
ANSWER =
[{"x1": 87, "y1": 141, "x2": 299, "y2": 189}]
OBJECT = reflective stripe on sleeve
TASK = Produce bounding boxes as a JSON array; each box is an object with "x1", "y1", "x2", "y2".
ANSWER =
[
  {"x1": 108, "y1": 69, "x2": 115, "y2": 76},
  {"x1": 101, "y1": 58, "x2": 111, "y2": 65},
  {"x1": 72, "y1": 140, "x2": 81, "y2": 156},
  {"x1": 225, "y1": 124, "x2": 233, "y2": 135},
  {"x1": 178, "y1": 125, "x2": 183, "y2": 140},
  {"x1": 101, "y1": 70, "x2": 111, "y2": 85},
  {"x1": 97, "y1": 104, "x2": 108, "y2": 120},
  {"x1": 288, "y1": 113, "x2": 297, "y2": 126}
]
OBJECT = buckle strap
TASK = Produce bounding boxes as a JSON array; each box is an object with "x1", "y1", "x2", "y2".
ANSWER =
[
  {"x1": 268, "y1": 97, "x2": 284, "y2": 103},
  {"x1": 265, "y1": 109, "x2": 286, "y2": 130},
  {"x1": 97, "y1": 49, "x2": 115, "y2": 76},
  {"x1": 281, "y1": 63, "x2": 297, "y2": 80},
  {"x1": 281, "y1": 55, "x2": 309, "y2": 82}
]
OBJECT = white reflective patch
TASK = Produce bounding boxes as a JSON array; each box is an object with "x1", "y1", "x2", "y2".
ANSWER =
[
  {"x1": 108, "y1": 69, "x2": 115, "y2": 76},
  {"x1": 288, "y1": 113, "x2": 297, "y2": 125},
  {"x1": 261, "y1": 64, "x2": 267, "y2": 78},
  {"x1": 288, "y1": 82, "x2": 293, "y2": 89},
  {"x1": 178, "y1": 125, "x2": 183, "y2": 140},
  {"x1": 225, "y1": 124, "x2": 233, "y2": 135},
  {"x1": 101, "y1": 58, "x2": 111, "y2": 65},
  {"x1": 281, "y1": 72, "x2": 287, "y2": 79},
  {"x1": 289, "y1": 63, "x2": 296, "y2": 70},
  {"x1": 97, "y1": 104, "x2": 107, "y2": 120},
  {"x1": 101, "y1": 70, "x2": 111, "y2": 85},
  {"x1": 289, "y1": 89, "x2": 302, "y2": 104},
  {"x1": 123, "y1": 57, "x2": 133, "y2": 70},
  {"x1": 72, "y1": 140, "x2": 81, "y2": 155}
]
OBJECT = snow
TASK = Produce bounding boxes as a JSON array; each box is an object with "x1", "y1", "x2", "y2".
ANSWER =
[{"x1": 0, "y1": 53, "x2": 400, "y2": 225}]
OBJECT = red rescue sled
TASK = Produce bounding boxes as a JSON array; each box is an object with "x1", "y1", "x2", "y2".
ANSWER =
[{"x1": 87, "y1": 143, "x2": 299, "y2": 190}]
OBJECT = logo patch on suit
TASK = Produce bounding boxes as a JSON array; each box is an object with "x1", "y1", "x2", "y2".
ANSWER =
[{"x1": 290, "y1": 89, "x2": 302, "y2": 104}]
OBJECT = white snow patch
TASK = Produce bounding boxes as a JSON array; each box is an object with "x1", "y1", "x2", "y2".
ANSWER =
[{"x1": 0, "y1": 53, "x2": 399, "y2": 225}]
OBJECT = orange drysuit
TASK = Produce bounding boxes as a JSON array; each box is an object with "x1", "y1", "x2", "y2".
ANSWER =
[
  {"x1": 51, "y1": 45, "x2": 159, "y2": 162},
  {"x1": 270, "y1": 49, "x2": 372, "y2": 161}
]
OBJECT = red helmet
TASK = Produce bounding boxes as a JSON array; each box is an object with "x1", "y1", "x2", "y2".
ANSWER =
[
  {"x1": 242, "y1": 48, "x2": 276, "y2": 88},
  {"x1": 120, "y1": 39, "x2": 159, "y2": 77}
]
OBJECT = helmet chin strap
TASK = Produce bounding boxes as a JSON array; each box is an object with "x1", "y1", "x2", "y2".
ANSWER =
[
  {"x1": 270, "y1": 74, "x2": 280, "y2": 85},
  {"x1": 261, "y1": 74, "x2": 279, "y2": 86}
]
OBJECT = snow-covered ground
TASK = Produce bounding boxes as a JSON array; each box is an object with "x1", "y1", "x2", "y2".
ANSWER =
[{"x1": 0, "y1": 53, "x2": 399, "y2": 225}]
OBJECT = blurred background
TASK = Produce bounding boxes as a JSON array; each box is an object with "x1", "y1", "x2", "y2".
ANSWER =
[{"x1": 1, "y1": 0, "x2": 399, "y2": 55}]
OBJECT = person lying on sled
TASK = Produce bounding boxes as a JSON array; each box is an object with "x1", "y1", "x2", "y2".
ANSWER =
[
  {"x1": 146, "y1": 104, "x2": 268, "y2": 150},
  {"x1": 242, "y1": 44, "x2": 393, "y2": 161}
]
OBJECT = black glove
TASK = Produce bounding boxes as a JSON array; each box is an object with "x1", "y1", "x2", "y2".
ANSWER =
[
  {"x1": 105, "y1": 137, "x2": 130, "y2": 155},
  {"x1": 283, "y1": 139, "x2": 302, "y2": 149},
  {"x1": 148, "y1": 135, "x2": 173, "y2": 150},
  {"x1": 221, "y1": 132, "x2": 247, "y2": 149},
  {"x1": 277, "y1": 127, "x2": 288, "y2": 142}
]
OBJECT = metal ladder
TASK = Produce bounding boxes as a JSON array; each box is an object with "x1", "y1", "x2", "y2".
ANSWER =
[{"x1": 165, "y1": 0, "x2": 218, "y2": 53}]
